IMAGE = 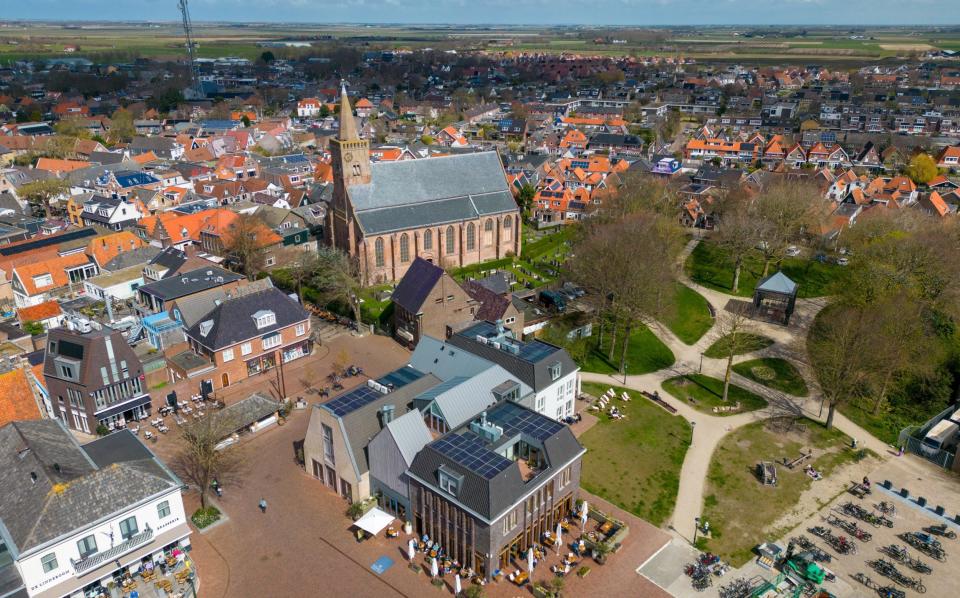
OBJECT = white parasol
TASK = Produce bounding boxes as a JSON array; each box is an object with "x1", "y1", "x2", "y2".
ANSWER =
[
  {"x1": 454, "y1": 573, "x2": 462, "y2": 595},
  {"x1": 408, "y1": 539, "x2": 416, "y2": 562},
  {"x1": 431, "y1": 556, "x2": 439, "y2": 578}
]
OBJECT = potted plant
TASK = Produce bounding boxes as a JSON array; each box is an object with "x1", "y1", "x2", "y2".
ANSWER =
[
  {"x1": 346, "y1": 501, "x2": 366, "y2": 521},
  {"x1": 592, "y1": 540, "x2": 612, "y2": 565}
]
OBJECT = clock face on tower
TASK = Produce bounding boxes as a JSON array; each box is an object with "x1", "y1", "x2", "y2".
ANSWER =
[{"x1": 344, "y1": 153, "x2": 354, "y2": 162}]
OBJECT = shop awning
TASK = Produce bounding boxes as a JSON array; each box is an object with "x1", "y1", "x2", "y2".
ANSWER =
[
  {"x1": 95, "y1": 394, "x2": 152, "y2": 420},
  {"x1": 353, "y1": 507, "x2": 395, "y2": 536}
]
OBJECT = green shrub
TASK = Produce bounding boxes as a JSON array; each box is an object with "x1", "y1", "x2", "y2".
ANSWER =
[{"x1": 191, "y1": 506, "x2": 221, "y2": 529}]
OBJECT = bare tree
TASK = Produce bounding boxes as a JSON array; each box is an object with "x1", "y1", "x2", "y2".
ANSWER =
[
  {"x1": 752, "y1": 179, "x2": 827, "y2": 277},
  {"x1": 311, "y1": 247, "x2": 363, "y2": 325},
  {"x1": 222, "y1": 213, "x2": 271, "y2": 280},
  {"x1": 711, "y1": 305, "x2": 755, "y2": 402},
  {"x1": 170, "y1": 416, "x2": 245, "y2": 509},
  {"x1": 807, "y1": 305, "x2": 874, "y2": 429},
  {"x1": 712, "y1": 199, "x2": 759, "y2": 294},
  {"x1": 568, "y1": 212, "x2": 682, "y2": 374}
]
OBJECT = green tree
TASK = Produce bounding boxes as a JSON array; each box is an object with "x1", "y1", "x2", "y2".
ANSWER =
[
  {"x1": 221, "y1": 213, "x2": 270, "y2": 280},
  {"x1": 260, "y1": 50, "x2": 276, "y2": 63},
  {"x1": 22, "y1": 321, "x2": 44, "y2": 336},
  {"x1": 107, "y1": 108, "x2": 135, "y2": 144},
  {"x1": 17, "y1": 179, "x2": 69, "y2": 217},
  {"x1": 240, "y1": 114, "x2": 251, "y2": 127},
  {"x1": 906, "y1": 153, "x2": 938, "y2": 185},
  {"x1": 318, "y1": 104, "x2": 331, "y2": 118},
  {"x1": 516, "y1": 183, "x2": 536, "y2": 214}
]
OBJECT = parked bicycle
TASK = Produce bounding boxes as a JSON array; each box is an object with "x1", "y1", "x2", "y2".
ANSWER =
[
  {"x1": 718, "y1": 577, "x2": 753, "y2": 598},
  {"x1": 923, "y1": 523, "x2": 957, "y2": 539},
  {"x1": 878, "y1": 586, "x2": 906, "y2": 598},
  {"x1": 851, "y1": 572, "x2": 877, "y2": 591},
  {"x1": 791, "y1": 536, "x2": 832, "y2": 563},
  {"x1": 876, "y1": 501, "x2": 897, "y2": 516},
  {"x1": 901, "y1": 532, "x2": 947, "y2": 562},
  {"x1": 827, "y1": 514, "x2": 872, "y2": 542},
  {"x1": 881, "y1": 544, "x2": 907, "y2": 563}
]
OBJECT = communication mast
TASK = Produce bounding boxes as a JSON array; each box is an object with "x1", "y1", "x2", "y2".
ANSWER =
[{"x1": 177, "y1": 0, "x2": 204, "y2": 99}]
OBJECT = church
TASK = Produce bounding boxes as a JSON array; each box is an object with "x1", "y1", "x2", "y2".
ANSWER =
[{"x1": 326, "y1": 87, "x2": 522, "y2": 284}]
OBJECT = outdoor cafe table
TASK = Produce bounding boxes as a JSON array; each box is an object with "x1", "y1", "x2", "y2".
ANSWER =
[
  {"x1": 513, "y1": 571, "x2": 529, "y2": 585},
  {"x1": 599, "y1": 521, "x2": 614, "y2": 535}
]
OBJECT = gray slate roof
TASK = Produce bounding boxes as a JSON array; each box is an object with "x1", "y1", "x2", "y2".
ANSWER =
[
  {"x1": 138, "y1": 266, "x2": 243, "y2": 301},
  {"x1": 448, "y1": 322, "x2": 578, "y2": 392},
  {"x1": 413, "y1": 366, "x2": 528, "y2": 431},
  {"x1": 0, "y1": 422, "x2": 179, "y2": 554},
  {"x1": 186, "y1": 287, "x2": 308, "y2": 351},
  {"x1": 391, "y1": 257, "x2": 443, "y2": 313},
  {"x1": 407, "y1": 400, "x2": 584, "y2": 521},
  {"x1": 103, "y1": 245, "x2": 162, "y2": 272},
  {"x1": 348, "y1": 152, "x2": 517, "y2": 235}
]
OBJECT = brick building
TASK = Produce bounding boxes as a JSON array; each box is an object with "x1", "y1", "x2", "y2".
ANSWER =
[
  {"x1": 174, "y1": 287, "x2": 311, "y2": 390},
  {"x1": 326, "y1": 87, "x2": 521, "y2": 284}
]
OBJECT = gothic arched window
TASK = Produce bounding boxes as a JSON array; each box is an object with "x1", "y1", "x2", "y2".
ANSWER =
[
  {"x1": 399, "y1": 234, "x2": 410, "y2": 263},
  {"x1": 423, "y1": 229, "x2": 433, "y2": 250},
  {"x1": 446, "y1": 226, "x2": 455, "y2": 255},
  {"x1": 374, "y1": 237, "x2": 384, "y2": 267},
  {"x1": 483, "y1": 219, "x2": 494, "y2": 245},
  {"x1": 466, "y1": 223, "x2": 476, "y2": 251}
]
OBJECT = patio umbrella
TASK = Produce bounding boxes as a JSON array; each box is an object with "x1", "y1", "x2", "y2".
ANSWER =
[
  {"x1": 454, "y1": 573, "x2": 462, "y2": 595},
  {"x1": 581, "y1": 500, "x2": 589, "y2": 527},
  {"x1": 527, "y1": 547, "x2": 535, "y2": 574},
  {"x1": 431, "y1": 556, "x2": 439, "y2": 578},
  {"x1": 408, "y1": 539, "x2": 416, "y2": 562},
  {"x1": 556, "y1": 522, "x2": 563, "y2": 554}
]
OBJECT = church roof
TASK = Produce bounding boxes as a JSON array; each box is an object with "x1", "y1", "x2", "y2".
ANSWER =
[
  {"x1": 339, "y1": 85, "x2": 359, "y2": 141},
  {"x1": 348, "y1": 152, "x2": 517, "y2": 235}
]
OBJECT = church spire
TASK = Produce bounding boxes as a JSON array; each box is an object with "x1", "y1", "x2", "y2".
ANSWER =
[{"x1": 338, "y1": 82, "x2": 359, "y2": 141}]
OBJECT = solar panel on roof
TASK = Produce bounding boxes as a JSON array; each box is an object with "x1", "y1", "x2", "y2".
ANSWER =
[
  {"x1": 433, "y1": 433, "x2": 513, "y2": 480},
  {"x1": 376, "y1": 366, "x2": 425, "y2": 389},
  {"x1": 488, "y1": 402, "x2": 564, "y2": 441},
  {"x1": 324, "y1": 385, "x2": 384, "y2": 417},
  {"x1": 518, "y1": 341, "x2": 557, "y2": 362}
]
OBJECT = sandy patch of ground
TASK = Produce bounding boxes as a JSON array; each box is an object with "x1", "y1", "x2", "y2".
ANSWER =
[{"x1": 879, "y1": 43, "x2": 935, "y2": 51}]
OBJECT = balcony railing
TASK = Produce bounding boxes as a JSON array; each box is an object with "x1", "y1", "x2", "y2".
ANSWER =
[{"x1": 71, "y1": 525, "x2": 153, "y2": 575}]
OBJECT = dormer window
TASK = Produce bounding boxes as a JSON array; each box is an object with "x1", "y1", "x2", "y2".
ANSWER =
[
  {"x1": 253, "y1": 310, "x2": 276, "y2": 329},
  {"x1": 549, "y1": 362, "x2": 562, "y2": 382},
  {"x1": 199, "y1": 320, "x2": 213, "y2": 337},
  {"x1": 438, "y1": 466, "x2": 462, "y2": 496}
]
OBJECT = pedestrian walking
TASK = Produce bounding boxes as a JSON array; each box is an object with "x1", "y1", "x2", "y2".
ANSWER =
[{"x1": 259, "y1": 497, "x2": 267, "y2": 513}]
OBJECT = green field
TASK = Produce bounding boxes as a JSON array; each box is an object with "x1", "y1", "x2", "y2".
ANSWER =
[
  {"x1": 701, "y1": 419, "x2": 858, "y2": 565},
  {"x1": 687, "y1": 241, "x2": 842, "y2": 299},
  {"x1": 580, "y1": 382, "x2": 692, "y2": 527},
  {"x1": 582, "y1": 325, "x2": 675, "y2": 376},
  {"x1": 733, "y1": 358, "x2": 809, "y2": 397},
  {"x1": 3, "y1": 23, "x2": 955, "y2": 64},
  {"x1": 661, "y1": 374, "x2": 768, "y2": 416},
  {"x1": 666, "y1": 284, "x2": 714, "y2": 345}
]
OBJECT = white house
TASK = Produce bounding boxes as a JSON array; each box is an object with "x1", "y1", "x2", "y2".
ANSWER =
[
  {"x1": 0, "y1": 421, "x2": 192, "y2": 598},
  {"x1": 83, "y1": 265, "x2": 145, "y2": 301},
  {"x1": 297, "y1": 98, "x2": 323, "y2": 118},
  {"x1": 79, "y1": 196, "x2": 144, "y2": 231}
]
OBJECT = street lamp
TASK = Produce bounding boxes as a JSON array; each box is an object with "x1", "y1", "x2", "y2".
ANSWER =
[
  {"x1": 693, "y1": 517, "x2": 701, "y2": 545},
  {"x1": 699, "y1": 353, "x2": 703, "y2": 373},
  {"x1": 622, "y1": 362, "x2": 628, "y2": 385}
]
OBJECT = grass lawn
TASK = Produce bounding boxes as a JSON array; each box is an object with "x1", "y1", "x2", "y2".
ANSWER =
[
  {"x1": 687, "y1": 241, "x2": 841, "y2": 298},
  {"x1": 666, "y1": 284, "x2": 714, "y2": 345},
  {"x1": 839, "y1": 397, "x2": 951, "y2": 447},
  {"x1": 703, "y1": 333, "x2": 774, "y2": 359},
  {"x1": 733, "y1": 358, "x2": 809, "y2": 397},
  {"x1": 581, "y1": 325, "x2": 675, "y2": 375},
  {"x1": 661, "y1": 374, "x2": 768, "y2": 416},
  {"x1": 579, "y1": 382, "x2": 692, "y2": 526},
  {"x1": 700, "y1": 419, "x2": 857, "y2": 565}
]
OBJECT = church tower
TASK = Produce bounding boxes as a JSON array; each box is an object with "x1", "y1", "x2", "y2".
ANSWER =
[
  {"x1": 330, "y1": 84, "x2": 371, "y2": 186},
  {"x1": 327, "y1": 84, "x2": 371, "y2": 252}
]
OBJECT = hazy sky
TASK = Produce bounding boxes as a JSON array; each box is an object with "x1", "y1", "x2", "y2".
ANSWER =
[{"x1": 4, "y1": 0, "x2": 960, "y2": 25}]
